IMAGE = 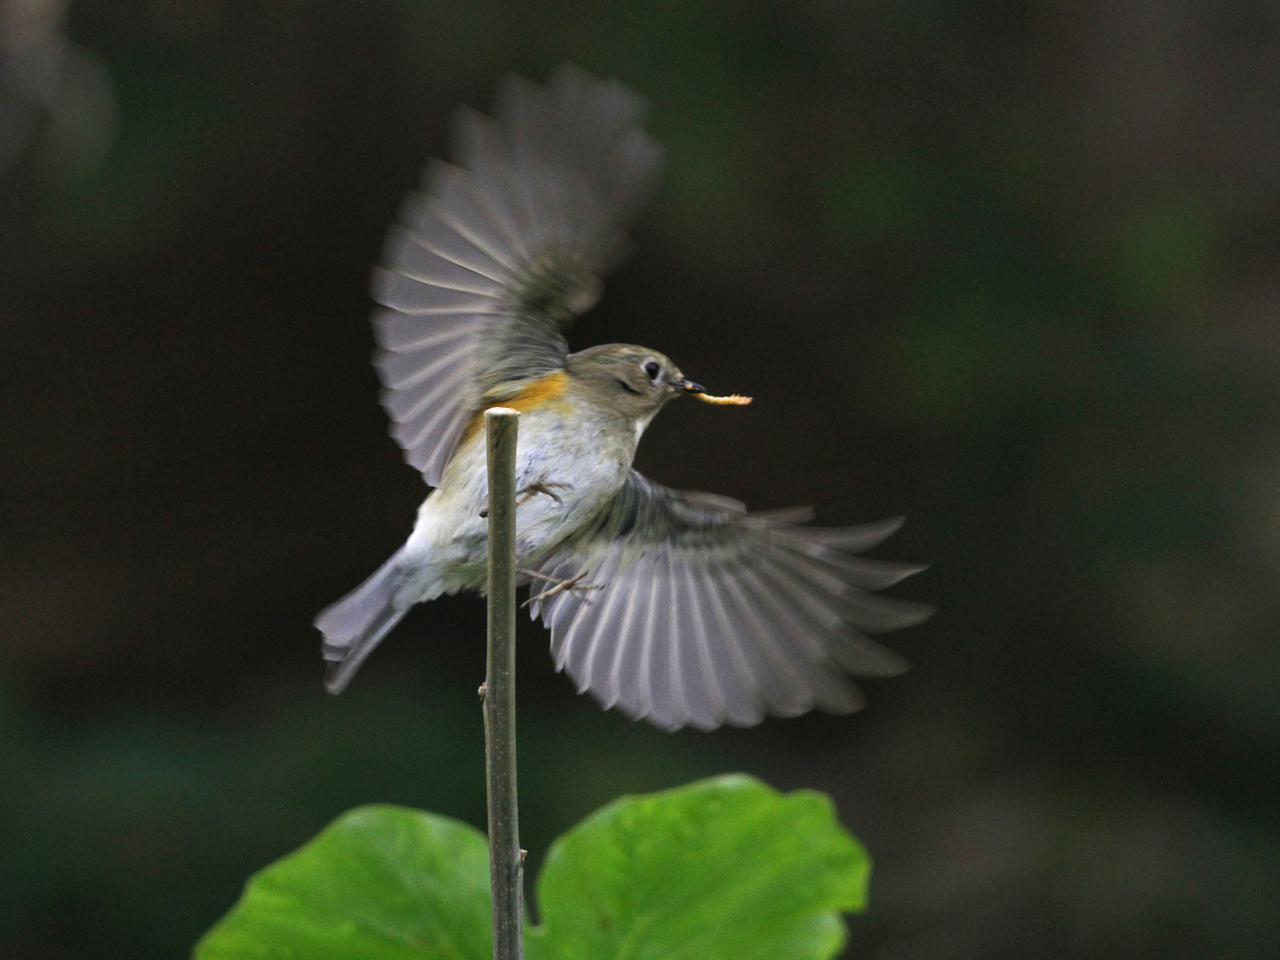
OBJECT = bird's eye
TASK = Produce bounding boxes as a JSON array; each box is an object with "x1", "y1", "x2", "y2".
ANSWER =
[{"x1": 643, "y1": 360, "x2": 661, "y2": 380}]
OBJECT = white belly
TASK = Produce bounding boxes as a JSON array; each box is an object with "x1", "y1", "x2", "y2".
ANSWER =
[{"x1": 398, "y1": 402, "x2": 632, "y2": 597}]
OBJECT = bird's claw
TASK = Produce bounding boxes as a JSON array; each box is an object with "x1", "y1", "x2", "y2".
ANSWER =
[
  {"x1": 519, "y1": 568, "x2": 604, "y2": 606},
  {"x1": 516, "y1": 481, "x2": 573, "y2": 507},
  {"x1": 481, "y1": 481, "x2": 574, "y2": 517}
]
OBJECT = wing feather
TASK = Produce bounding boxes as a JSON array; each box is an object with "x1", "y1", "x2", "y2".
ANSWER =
[
  {"x1": 658, "y1": 555, "x2": 694, "y2": 728},
  {"x1": 571, "y1": 552, "x2": 636, "y2": 699},
  {"x1": 397, "y1": 194, "x2": 518, "y2": 276},
  {"x1": 387, "y1": 216, "x2": 511, "y2": 285},
  {"x1": 392, "y1": 389, "x2": 471, "y2": 474},
  {"x1": 376, "y1": 332, "x2": 475, "y2": 393},
  {"x1": 645, "y1": 549, "x2": 687, "y2": 729},
  {"x1": 753, "y1": 575, "x2": 858, "y2": 714},
  {"x1": 689, "y1": 559, "x2": 767, "y2": 727},
  {"x1": 594, "y1": 565, "x2": 648, "y2": 708},
  {"x1": 766, "y1": 558, "x2": 910, "y2": 679},
  {"x1": 536, "y1": 559, "x2": 579, "y2": 650},
  {"x1": 710, "y1": 569, "x2": 802, "y2": 716},
  {"x1": 796, "y1": 517, "x2": 906, "y2": 551},
  {"x1": 553, "y1": 551, "x2": 621, "y2": 673},
  {"x1": 677, "y1": 560, "x2": 729, "y2": 729},
  {"x1": 773, "y1": 528, "x2": 928, "y2": 589},
  {"x1": 372, "y1": 270, "x2": 501, "y2": 315},
  {"x1": 750, "y1": 552, "x2": 911, "y2": 677},
  {"x1": 449, "y1": 110, "x2": 538, "y2": 258},
  {"x1": 425, "y1": 162, "x2": 531, "y2": 265},
  {"x1": 381, "y1": 356, "x2": 469, "y2": 422},
  {"x1": 737, "y1": 560, "x2": 865, "y2": 714},
  {"x1": 378, "y1": 237, "x2": 508, "y2": 296},
  {"x1": 529, "y1": 471, "x2": 930, "y2": 730},
  {"x1": 621, "y1": 557, "x2": 667, "y2": 722},
  {"x1": 371, "y1": 68, "x2": 663, "y2": 486},
  {"x1": 769, "y1": 547, "x2": 933, "y2": 633},
  {"x1": 373, "y1": 310, "x2": 476, "y2": 352}
]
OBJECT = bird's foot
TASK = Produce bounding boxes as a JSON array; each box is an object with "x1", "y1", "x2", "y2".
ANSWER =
[
  {"x1": 518, "y1": 567, "x2": 604, "y2": 606},
  {"x1": 480, "y1": 481, "x2": 574, "y2": 518},
  {"x1": 516, "y1": 480, "x2": 573, "y2": 507}
]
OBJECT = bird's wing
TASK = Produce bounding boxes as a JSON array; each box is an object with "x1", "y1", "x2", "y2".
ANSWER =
[
  {"x1": 528, "y1": 471, "x2": 933, "y2": 731},
  {"x1": 372, "y1": 65, "x2": 664, "y2": 485}
]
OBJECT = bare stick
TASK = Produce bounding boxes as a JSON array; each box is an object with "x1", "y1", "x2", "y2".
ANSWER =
[{"x1": 484, "y1": 407, "x2": 523, "y2": 960}]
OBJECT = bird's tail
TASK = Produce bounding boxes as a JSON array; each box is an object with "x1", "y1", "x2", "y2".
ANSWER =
[{"x1": 316, "y1": 549, "x2": 410, "y2": 695}]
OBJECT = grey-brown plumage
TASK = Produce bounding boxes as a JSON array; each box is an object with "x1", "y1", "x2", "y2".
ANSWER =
[
  {"x1": 530, "y1": 479, "x2": 930, "y2": 730},
  {"x1": 316, "y1": 64, "x2": 932, "y2": 729},
  {"x1": 370, "y1": 65, "x2": 663, "y2": 486}
]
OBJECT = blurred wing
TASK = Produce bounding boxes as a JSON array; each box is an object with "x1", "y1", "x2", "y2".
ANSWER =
[
  {"x1": 373, "y1": 64, "x2": 665, "y2": 485},
  {"x1": 529, "y1": 472, "x2": 933, "y2": 731}
]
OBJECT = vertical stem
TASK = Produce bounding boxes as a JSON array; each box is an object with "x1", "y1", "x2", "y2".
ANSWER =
[{"x1": 483, "y1": 407, "x2": 523, "y2": 960}]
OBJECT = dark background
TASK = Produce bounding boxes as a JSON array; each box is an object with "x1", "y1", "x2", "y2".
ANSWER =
[{"x1": 3, "y1": 0, "x2": 1280, "y2": 957}]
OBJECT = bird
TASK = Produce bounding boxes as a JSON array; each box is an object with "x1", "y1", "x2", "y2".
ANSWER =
[{"x1": 315, "y1": 64, "x2": 932, "y2": 731}]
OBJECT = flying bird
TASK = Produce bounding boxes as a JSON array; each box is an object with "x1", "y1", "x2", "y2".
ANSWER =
[{"x1": 316, "y1": 64, "x2": 931, "y2": 730}]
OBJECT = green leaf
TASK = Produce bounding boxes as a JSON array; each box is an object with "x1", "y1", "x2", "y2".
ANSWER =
[
  {"x1": 526, "y1": 774, "x2": 870, "y2": 960},
  {"x1": 194, "y1": 805, "x2": 492, "y2": 960},
  {"x1": 195, "y1": 776, "x2": 869, "y2": 960}
]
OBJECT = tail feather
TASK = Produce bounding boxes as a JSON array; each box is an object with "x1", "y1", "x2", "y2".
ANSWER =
[{"x1": 316, "y1": 550, "x2": 410, "y2": 694}]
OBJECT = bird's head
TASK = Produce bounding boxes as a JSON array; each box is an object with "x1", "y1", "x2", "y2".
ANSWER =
[{"x1": 567, "y1": 343, "x2": 751, "y2": 425}]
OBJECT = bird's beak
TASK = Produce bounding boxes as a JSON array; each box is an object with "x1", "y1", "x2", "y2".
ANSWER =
[{"x1": 680, "y1": 379, "x2": 752, "y2": 406}]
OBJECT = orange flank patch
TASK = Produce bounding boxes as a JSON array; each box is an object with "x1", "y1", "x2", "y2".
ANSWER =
[{"x1": 459, "y1": 370, "x2": 571, "y2": 446}]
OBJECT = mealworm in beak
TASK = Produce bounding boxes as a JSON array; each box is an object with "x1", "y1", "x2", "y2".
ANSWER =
[{"x1": 693, "y1": 393, "x2": 752, "y2": 406}]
